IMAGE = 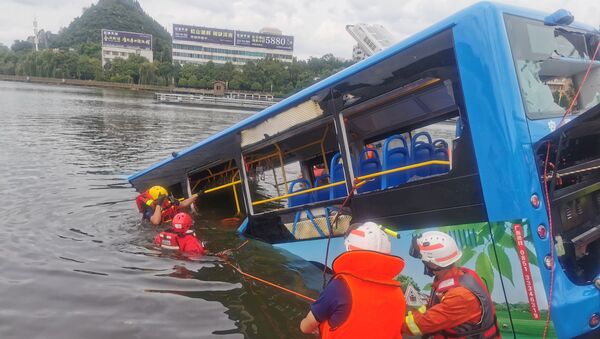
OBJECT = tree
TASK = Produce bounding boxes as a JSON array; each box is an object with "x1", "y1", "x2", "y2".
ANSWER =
[
  {"x1": 397, "y1": 275, "x2": 421, "y2": 292},
  {"x1": 11, "y1": 40, "x2": 34, "y2": 53}
]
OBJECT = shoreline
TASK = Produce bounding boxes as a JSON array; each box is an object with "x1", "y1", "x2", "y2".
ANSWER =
[{"x1": 0, "y1": 74, "x2": 276, "y2": 98}]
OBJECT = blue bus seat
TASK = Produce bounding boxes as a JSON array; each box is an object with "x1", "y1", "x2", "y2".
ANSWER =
[
  {"x1": 287, "y1": 178, "x2": 312, "y2": 207},
  {"x1": 382, "y1": 135, "x2": 410, "y2": 188},
  {"x1": 312, "y1": 174, "x2": 330, "y2": 202},
  {"x1": 329, "y1": 153, "x2": 348, "y2": 199},
  {"x1": 432, "y1": 139, "x2": 450, "y2": 174},
  {"x1": 411, "y1": 132, "x2": 434, "y2": 178},
  {"x1": 358, "y1": 148, "x2": 382, "y2": 193}
]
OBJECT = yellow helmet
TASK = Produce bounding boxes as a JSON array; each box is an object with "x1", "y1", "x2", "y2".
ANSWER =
[{"x1": 148, "y1": 186, "x2": 168, "y2": 200}]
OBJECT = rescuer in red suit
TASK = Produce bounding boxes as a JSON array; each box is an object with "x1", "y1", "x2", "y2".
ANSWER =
[
  {"x1": 154, "y1": 212, "x2": 205, "y2": 255},
  {"x1": 135, "y1": 185, "x2": 200, "y2": 225}
]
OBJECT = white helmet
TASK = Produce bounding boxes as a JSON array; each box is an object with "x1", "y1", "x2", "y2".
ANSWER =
[
  {"x1": 409, "y1": 231, "x2": 462, "y2": 267},
  {"x1": 344, "y1": 222, "x2": 391, "y2": 254}
]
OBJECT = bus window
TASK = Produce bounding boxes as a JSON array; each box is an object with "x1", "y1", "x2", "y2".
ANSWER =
[
  {"x1": 505, "y1": 14, "x2": 600, "y2": 119},
  {"x1": 340, "y1": 78, "x2": 459, "y2": 194},
  {"x1": 335, "y1": 29, "x2": 486, "y2": 229},
  {"x1": 187, "y1": 160, "x2": 243, "y2": 219},
  {"x1": 243, "y1": 122, "x2": 339, "y2": 214}
]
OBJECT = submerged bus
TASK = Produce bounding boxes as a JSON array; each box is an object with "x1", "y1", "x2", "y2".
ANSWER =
[{"x1": 129, "y1": 2, "x2": 600, "y2": 338}]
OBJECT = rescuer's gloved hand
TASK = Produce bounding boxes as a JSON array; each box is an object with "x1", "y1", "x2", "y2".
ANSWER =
[
  {"x1": 168, "y1": 194, "x2": 180, "y2": 206},
  {"x1": 194, "y1": 190, "x2": 204, "y2": 198},
  {"x1": 155, "y1": 194, "x2": 166, "y2": 207}
]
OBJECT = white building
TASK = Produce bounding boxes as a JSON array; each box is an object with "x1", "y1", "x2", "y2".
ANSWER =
[
  {"x1": 404, "y1": 283, "x2": 430, "y2": 307},
  {"x1": 172, "y1": 25, "x2": 294, "y2": 66},
  {"x1": 346, "y1": 23, "x2": 395, "y2": 61},
  {"x1": 101, "y1": 29, "x2": 153, "y2": 67}
]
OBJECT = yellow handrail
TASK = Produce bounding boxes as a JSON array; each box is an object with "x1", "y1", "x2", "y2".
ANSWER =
[
  {"x1": 252, "y1": 180, "x2": 346, "y2": 206},
  {"x1": 231, "y1": 172, "x2": 241, "y2": 215},
  {"x1": 356, "y1": 160, "x2": 450, "y2": 181},
  {"x1": 251, "y1": 159, "x2": 450, "y2": 206},
  {"x1": 204, "y1": 180, "x2": 241, "y2": 194}
]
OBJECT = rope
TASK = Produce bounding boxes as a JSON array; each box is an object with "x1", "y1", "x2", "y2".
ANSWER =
[
  {"x1": 542, "y1": 40, "x2": 599, "y2": 339},
  {"x1": 558, "y1": 40, "x2": 600, "y2": 127},
  {"x1": 322, "y1": 179, "x2": 363, "y2": 288},
  {"x1": 542, "y1": 142, "x2": 555, "y2": 339},
  {"x1": 224, "y1": 261, "x2": 316, "y2": 303},
  {"x1": 217, "y1": 240, "x2": 316, "y2": 303}
]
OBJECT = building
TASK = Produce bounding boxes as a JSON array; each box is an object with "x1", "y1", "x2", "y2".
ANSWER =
[
  {"x1": 346, "y1": 23, "x2": 395, "y2": 61},
  {"x1": 101, "y1": 29, "x2": 153, "y2": 67},
  {"x1": 404, "y1": 283, "x2": 430, "y2": 307},
  {"x1": 172, "y1": 25, "x2": 294, "y2": 66}
]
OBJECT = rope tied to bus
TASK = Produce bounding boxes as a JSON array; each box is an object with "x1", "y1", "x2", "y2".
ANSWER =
[
  {"x1": 542, "y1": 39, "x2": 600, "y2": 339},
  {"x1": 322, "y1": 178, "x2": 365, "y2": 289},
  {"x1": 218, "y1": 240, "x2": 316, "y2": 303}
]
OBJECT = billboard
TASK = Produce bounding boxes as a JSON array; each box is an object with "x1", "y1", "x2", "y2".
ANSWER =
[
  {"x1": 173, "y1": 24, "x2": 294, "y2": 51},
  {"x1": 173, "y1": 24, "x2": 234, "y2": 45},
  {"x1": 235, "y1": 30, "x2": 294, "y2": 51},
  {"x1": 101, "y1": 29, "x2": 152, "y2": 50}
]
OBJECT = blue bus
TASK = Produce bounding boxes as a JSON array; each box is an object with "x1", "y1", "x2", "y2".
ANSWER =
[{"x1": 129, "y1": 2, "x2": 600, "y2": 338}]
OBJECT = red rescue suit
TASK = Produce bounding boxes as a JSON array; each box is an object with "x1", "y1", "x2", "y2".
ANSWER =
[
  {"x1": 405, "y1": 267, "x2": 501, "y2": 339},
  {"x1": 135, "y1": 190, "x2": 180, "y2": 223},
  {"x1": 154, "y1": 230, "x2": 205, "y2": 254},
  {"x1": 319, "y1": 250, "x2": 406, "y2": 339}
]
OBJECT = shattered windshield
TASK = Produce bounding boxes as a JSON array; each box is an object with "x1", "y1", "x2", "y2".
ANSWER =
[{"x1": 504, "y1": 14, "x2": 600, "y2": 119}]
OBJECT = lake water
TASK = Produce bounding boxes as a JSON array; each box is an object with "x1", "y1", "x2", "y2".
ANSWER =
[{"x1": 0, "y1": 81, "x2": 319, "y2": 339}]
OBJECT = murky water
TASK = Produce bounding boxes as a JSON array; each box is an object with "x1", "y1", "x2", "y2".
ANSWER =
[{"x1": 0, "y1": 81, "x2": 319, "y2": 339}]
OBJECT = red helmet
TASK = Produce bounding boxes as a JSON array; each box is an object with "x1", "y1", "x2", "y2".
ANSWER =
[{"x1": 171, "y1": 213, "x2": 193, "y2": 233}]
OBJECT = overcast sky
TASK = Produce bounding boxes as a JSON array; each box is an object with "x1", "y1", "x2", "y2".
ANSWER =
[{"x1": 1, "y1": 0, "x2": 598, "y2": 59}]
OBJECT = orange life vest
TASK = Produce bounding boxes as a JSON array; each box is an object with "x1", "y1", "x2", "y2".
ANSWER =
[{"x1": 319, "y1": 250, "x2": 406, "y2": 339}]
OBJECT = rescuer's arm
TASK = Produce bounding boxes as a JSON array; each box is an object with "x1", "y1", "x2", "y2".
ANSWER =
[
  {"x1": 149, "y1": 205, "x2": 162, "y2": 225},
  {"x1": 300, "y1": 311, "x2": 319, "y2": 334},
  {"x1": 148, "y1": 194, "x2": 166, "y2": 225},
  {"x1": 404, "y1": 287, "x2": 481, "y2": 336},
  {"x1": 180, "y1": 191, "x2": 201, "y2": 208}
]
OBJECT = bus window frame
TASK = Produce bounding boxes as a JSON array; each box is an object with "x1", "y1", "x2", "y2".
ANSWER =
[{"x1": 240, "y1": 116, "x2": 342, "y2": 215}]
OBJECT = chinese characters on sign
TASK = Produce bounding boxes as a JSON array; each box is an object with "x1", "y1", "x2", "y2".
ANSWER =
[
  {"x1": 235, "y1": 31, "x2": 294, "y2": 51},
  {"x1": 512, "y1": 224, "x2": 541, "y2": 320},
  {"x1": 173, "y1": 24, "x2": 294, "y2": 51},
  {"x1": 173, "y1": 24, "x2": 235, "y2": 45},
  {"x1": 101, "y1": 30, "x2": 152, "y2": 50}
]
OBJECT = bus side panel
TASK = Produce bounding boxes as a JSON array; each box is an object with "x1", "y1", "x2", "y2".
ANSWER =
[
  {"x1": 451, "y1": 7, "x2": 568, "y2": 336},
  {"x1": 488, "y1": 220, "x2": 556, "y2": 338},
  {"x1": 453, "y1": 9, "x2": 597, "y2": 336},
  {"x1": 389, "y1": 222, "x2": 554, "y2": 338}
]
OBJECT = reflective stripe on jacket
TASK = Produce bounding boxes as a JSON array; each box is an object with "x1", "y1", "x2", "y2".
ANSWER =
[
  {"x1": 407, "y1": 267, "x2": 501, "y2": 339},
  {"x1": 135, "y1": 190, "x2": 179, "y2": 223},
  {"x1": 319, "y1": 250, "x2": 406, "y2": 339},
  {"x1": 154, "y1": 230, "x2": 205, "y2": 254}
]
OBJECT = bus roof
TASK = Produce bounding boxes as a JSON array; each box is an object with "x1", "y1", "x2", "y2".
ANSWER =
[{"x1": 127, "y1": 1, "x2": 596, "y2": 189}]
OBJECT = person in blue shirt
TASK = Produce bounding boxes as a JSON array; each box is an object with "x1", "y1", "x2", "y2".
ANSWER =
[{"x1": 300, "y1": 222, "x2": 406, "y2": 338}]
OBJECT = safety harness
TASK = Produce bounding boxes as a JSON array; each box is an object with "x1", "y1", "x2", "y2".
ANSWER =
[{"x1": 430, "y1": 267, "x2": 500, "y2": 339}]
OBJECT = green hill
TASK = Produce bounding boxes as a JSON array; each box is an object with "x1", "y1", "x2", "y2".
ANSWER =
[{"x1": 51, "y1": 0, "x2": 171, "y2": 62}]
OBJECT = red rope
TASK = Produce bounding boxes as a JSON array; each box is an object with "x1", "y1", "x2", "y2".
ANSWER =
[
  {"x1": 323, "y1": 179, "x2": 362, "y2": 288},
  {"x1": 542, "y1": 142, "x2": 554, "y2": 339},
  {"x1": 558, "y1": 40, "x2": 600, "y2": 127},
  {"x1": 542, "y1": 40, "x2": 600, "y2": 339},
  {"x1": 217, "y1": 240, "x2": 316, "y2": 302},
  {"x1": 225, "y1": 260, "x2": 316, "y2": 303}
]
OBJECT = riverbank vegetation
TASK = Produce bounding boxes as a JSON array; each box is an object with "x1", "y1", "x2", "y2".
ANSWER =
[
  {"x1": 0, "y1": 0, "x2": 354, "y2": 96},
  {"x1": 0, "y1": 45, "x2": 353, "y2": 96}
]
